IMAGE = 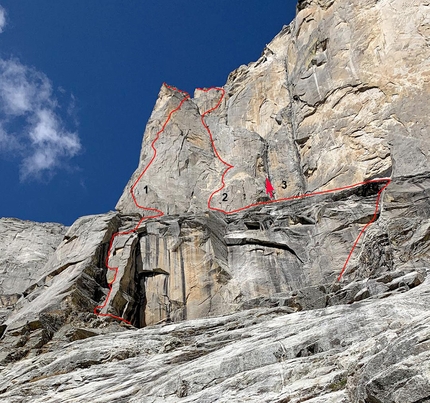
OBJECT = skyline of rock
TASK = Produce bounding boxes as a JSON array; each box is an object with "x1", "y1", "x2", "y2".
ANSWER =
[{"x1": 1, "y1": 0, "x2": 430, "y2": 401}]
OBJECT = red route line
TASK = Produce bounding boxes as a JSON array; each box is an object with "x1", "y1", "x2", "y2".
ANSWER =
[
  {"x1": 93, "y1": 84, "x2": 189, "y2": 324},
  {"x1": 336, "y1": 178, "x2": 390, "y2": 281},
  {"x1": 94, "y1": 83, "x2": 391, "y2": 324}
]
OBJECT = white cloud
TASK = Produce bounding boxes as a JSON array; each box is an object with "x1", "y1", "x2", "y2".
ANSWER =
[
  {"x1": 0, "y1": 123, "x2": 19, "y2": 151},
  {"x1": 20, "y1": 108, "x2": 81, "y2": 178},
  {"x1": 0, "y1": 125, "x2": 17, "y2": 151},
  {"x1": 0, "y1": 5, "x2": 6, "y2": 33},
  {"x1": 0, "y1": 5, "x2": 81, "y2": 180},
  {"x1": 0, "y1": 58, "x2": 81, "y2": 180}
]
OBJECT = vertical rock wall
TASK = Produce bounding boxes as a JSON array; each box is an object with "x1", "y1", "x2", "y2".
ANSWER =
[
  {"x1": 108, "y1": 0, "x2": 430, "y2": 326},
  {"x1": 1, "y1": 0, "x2": 429, "y2": 361},
  {"x1": 116, "y1": 0, "x2": 430, "y2": 217}
]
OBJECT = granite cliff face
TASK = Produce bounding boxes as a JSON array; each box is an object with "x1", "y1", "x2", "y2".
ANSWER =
[
  {"x1": 0, "y1": 219, "x2": 66, "y2": 325},
  {"x1": 1, "y1": 0, "x2": 430, "y2": 401}
]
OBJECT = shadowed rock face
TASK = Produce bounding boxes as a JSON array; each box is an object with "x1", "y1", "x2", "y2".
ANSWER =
[
  {"x1": 1, "y1": 0, "x2": 430, "y2": 401},
  {"x1": 1, "y1": 276, "x2": 429, "y2": 402},
  {"x1": 0, "y1": 219, "x2": 66, "y2": 324}
]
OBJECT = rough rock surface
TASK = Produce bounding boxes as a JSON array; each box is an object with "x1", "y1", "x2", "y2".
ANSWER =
[
  {"x1": 0, "y1": 219, "x2": 66, "y2": 324},
  {"x1": 0, "y1": 212, "x2": 124, "y2": 364},
  {"x1": 1, "y1": 273, "x2": 429, "y2": 403},
  {"x1": 101, "y1": 176, "x2": 430, "y2": 328},
  {"x1": 117, "y1": 0, "x2": 430, "y2": 215},
  {"x1": 109, "y1": 0, "x2": 430, "y2": 327},
  {"x1": 1, "y1": 0, "x2": 430, "y2": 401},
  {"x1": 0, "y1": 219, "x2": 66, "y2": 296}
]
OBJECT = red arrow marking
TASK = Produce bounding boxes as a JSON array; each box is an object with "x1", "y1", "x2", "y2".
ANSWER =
[
  {"x1": 265, "y1": 178, "x2": 275, "y2": 199},
  {"x1": 94, "y1": 83, "x2": 391, "y2": 324}
]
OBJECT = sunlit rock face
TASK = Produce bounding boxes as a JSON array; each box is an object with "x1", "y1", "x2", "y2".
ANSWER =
[
  {"x1": 110, "y1": 0, "x2": 430, "y2": 326},
  {"x1": 117, "y1": 0, "x2": 430, "y2": 216},
  {"x1": 0, "y1": 218, "x2": 66, "y2": 327},
  {"x1": 1, "y1": 0, "x2": 430, "y2": 401}
]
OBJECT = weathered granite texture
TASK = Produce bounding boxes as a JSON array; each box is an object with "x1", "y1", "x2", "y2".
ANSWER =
[
  {"x1": 106, "y1": 0, "x2": 430, "y2": 327},
  {"x1": 0, "y1": 219, "x2": 66, "y2": 324},
  {"x1": 102, "y1": 176, "x2": 429, "y2": 328},
  {"x1": 0, "y1": 272, "x2": 429, "y2": 403},
  {"x1": 116, "y1": 0, "x2": 430, "y2": 216},
  {"x1": 0, "y1": 218, "x2": 66, "y2": 297},
  {"x1": 0, "y1": 213, "x2": 123, "y2": 363},
  {"x1": 1, "y1": 0, "x2": 430, "y2": 401}
]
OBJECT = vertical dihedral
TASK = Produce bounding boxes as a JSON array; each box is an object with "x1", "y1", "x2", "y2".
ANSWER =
[
  {"x1": 3, "y1": 9, "x2": 430, "y2": 401},
  {"x1": 91, "y1": 240, "x2": 112, "y2": 304},
  {"x1": 261, "y1": 139, "x2": 271, "y2": 185},
  {"x1": 128, "y1": 234, "x2": 146, "y2": 328},
  {"x1": 162, "y1": 273, "x2": 170, "y2": 322},
  {"x1": 155, "y1": 234, "x2": 159, "y2": 269},
  {"x1": 282, "y1": 53, "x2": 307, "y2": 194},
  {"x1": 103, "y1": 0, "x2": 430, "y2": 328},
  {"x1": 108, "y1": 234, "x2": 140, "y2": 321},
  {"x1": 145, "y1": 235, "x2": 150, "y2": 269},
  {"x1": 179, "y1": 243, "x2": 187, "y2": 321}
]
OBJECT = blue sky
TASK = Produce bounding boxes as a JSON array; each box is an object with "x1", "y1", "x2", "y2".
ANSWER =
[{"x1": 0, "y1": 1, "x2": 296, "y2": 225}]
